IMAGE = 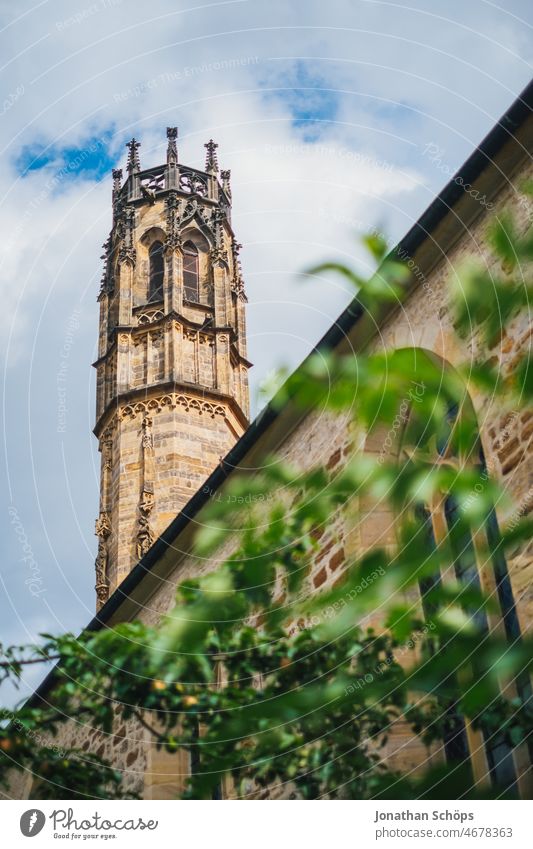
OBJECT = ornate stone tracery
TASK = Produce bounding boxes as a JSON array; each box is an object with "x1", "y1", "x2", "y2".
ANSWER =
[
  {"x1": 137, "y1": 309, "x2": 164, "y2": 325},
  {"x1": 119, "y1": 392, "x2": 227, "y2": 421},
  {"x1": 179, "y1": 170, "x2": 208, "y2": 196}
]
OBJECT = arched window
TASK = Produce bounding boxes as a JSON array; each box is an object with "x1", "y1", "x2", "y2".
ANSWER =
[
  {"x1": 406, "y1": 397, "x2": 521, "y2": 792},
  {"x1": 149, "y1": 241, "x2": 164, "y2": 302},
  {"x1": 360, "y1": 349, "x2": 526, "y2": 793},
  {"x1": 183, "y1": 241, "x2": 199, "y2": 303}
]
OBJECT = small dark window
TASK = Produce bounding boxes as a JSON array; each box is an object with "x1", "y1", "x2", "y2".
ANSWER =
[
  {"x1": 149, "y1": 241, "x2": 164, "y2": 302},
  {"x1": 183, "y1": 241, "x2": 199, "y2": 302}
]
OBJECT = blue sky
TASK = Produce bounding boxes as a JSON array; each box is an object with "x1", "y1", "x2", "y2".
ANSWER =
[
  {"x1": 272, "y1": 60, "x2": 341, "y2": 139},
  {"x1": 15, "y1": 132, "x2": 118, "y2": 180},
  {"x1": 0, "y1": 0, "x2": 532, "y2": 702}
]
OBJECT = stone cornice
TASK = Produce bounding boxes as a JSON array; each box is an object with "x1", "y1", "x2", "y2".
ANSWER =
[{"x1": 93, "y1": 380, "x2": 249, "y2": 439}]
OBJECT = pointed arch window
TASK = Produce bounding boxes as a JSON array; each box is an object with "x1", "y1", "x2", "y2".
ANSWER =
[
  {"x1": 406, "y1": 401, "x2": 521, "y2": 793},
  {"x1": 149, "y1": 241, "x2": 164, "y2": 302},
  {"x1": 183, "y1": 241, "x2": 199, "y2": 303}
]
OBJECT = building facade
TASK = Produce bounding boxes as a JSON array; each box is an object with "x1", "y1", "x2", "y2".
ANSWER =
[
  {"x1": 93, "y1": 131, "x2": 250, "y2": 604},
  {"x1": 6, "y1": 83, "x2": 533, "y2": 801}
]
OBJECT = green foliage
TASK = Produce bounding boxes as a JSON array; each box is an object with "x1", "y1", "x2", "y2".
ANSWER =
[
  {"x1": 1, "y1": 204, "x2": 532, "y2": 800},
  {"x1": 452, "y1": 213, "x2": 533, "y2": 350}
]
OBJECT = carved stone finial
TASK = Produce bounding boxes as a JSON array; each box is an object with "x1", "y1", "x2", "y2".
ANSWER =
[
  {"x1": 231, "y1": 238, "x2": 247, "y2": 300},
  {"x1": 100, "y1": 236, "x2": 111, "y2": 263},
  {"x1": 166, "y1": 126, "x2": 178, "y2": 166},
  {"x1": 111, "y1": 169, "x2": 124, "y2": 227},
  {"x1": 208, "y1": 206, "x2": 228, "y2": 264},
  {"x1": 136, "y1": 415, "x2": 155, "y2": 559},
  {"x1": 126, "y1": 138, "x2": 141, "y2": 174},
  {"x1": 112, "y1": 168, "x2": 123, "y2": 195},
  {"x1": 136, "y1": 514, "x2": 154, "y2": 560},
  {"x1": 95, "y1": 540, "x2": 109, "y2": 606},
  {"x1": 204, "y1": 139, "x2": 219, "y2": 172},
  {"x1": 220, "y1": 169, "x2": 231, "y2": 197},
  {"x1": 231, "y1": 273, "x2": 247, "y2": 301},
  {"x1": 165, "y1": 191, "x2": 182, "y2": 252},
  {"x1": 95, "y1": 511, "x2": 112, "y2": 538},
  {"x1": 210, "y1": 246, "x2": 229, "y2": 266},
  {"x1": 98, "y1": 235, "x2": 112, "y2": 298},
  {"x1": 118, "y1": 205, "x2": 136, "y2": 266},
  {"x1": 94, "y1": 511, "x2": 111, "y2": 607},
  {"x1": 141, "y1": 416, "x2": 153, "y2": 449}
]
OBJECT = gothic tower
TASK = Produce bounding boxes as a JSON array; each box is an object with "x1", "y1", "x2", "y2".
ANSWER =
[{"x1": 93, "y1": 129, "x2": 250, "y2": 608}]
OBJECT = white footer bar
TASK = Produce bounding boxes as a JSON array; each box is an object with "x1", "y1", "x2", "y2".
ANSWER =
[{"x1": 2, "y1": 799, "x2": 529, "y2": 848}]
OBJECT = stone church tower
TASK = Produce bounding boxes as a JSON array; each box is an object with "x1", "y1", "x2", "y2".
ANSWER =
[{"x1": 93, "y1": 129, "x2": 250, "y2": 608}]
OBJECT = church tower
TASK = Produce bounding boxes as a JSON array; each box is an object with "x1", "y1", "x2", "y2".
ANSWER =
[{"x1": 93, "y1": 129, "x2": 250, "y2": 608}]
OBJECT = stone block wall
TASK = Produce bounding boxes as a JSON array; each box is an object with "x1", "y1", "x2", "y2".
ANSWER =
[{"x1": 105, "y1": 396, "x2": 246, "y2": 590}]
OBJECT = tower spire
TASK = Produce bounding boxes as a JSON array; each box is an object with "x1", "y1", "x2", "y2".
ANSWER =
[
  {"x1": 93, "y1": 130, "x2": 250, "y2": 608},
  {"x1": 204, "y1": 139, "x2": 218, "y2": 173},
  {"x1": 126, "y1": 138, "x2": 141, "y2": 174}
]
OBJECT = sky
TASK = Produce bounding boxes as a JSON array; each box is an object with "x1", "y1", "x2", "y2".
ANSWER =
[{"x1": 1, "y1": 0, "x2": 532, "y2": 700}]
